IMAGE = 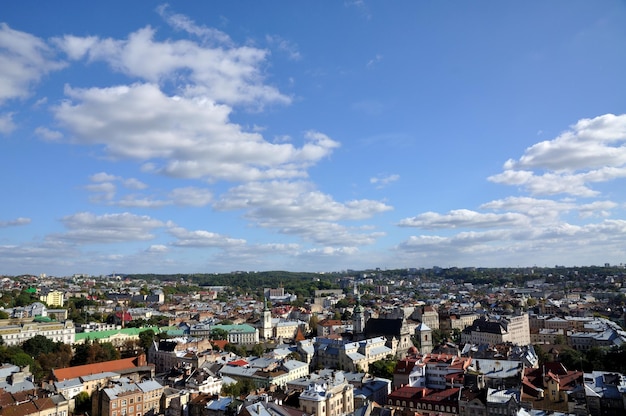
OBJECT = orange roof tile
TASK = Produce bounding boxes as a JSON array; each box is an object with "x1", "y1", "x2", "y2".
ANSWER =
[{"x1": 53, "y1": 357, "x2": 139, "y2": 381}]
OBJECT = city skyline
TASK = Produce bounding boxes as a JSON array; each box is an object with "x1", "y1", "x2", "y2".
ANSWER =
[{"x1": 1, "y1": 1, "x2": 626, "y2": 276}]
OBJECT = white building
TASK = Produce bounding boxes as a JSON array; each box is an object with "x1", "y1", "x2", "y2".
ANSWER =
[{"x1": 0, "y1": 320, "x2": 75, "y2": 346}]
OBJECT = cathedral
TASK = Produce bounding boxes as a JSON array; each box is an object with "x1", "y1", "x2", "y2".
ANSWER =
[{"x1": 352, "y1": 301, "x2": 413, "y2": 358}]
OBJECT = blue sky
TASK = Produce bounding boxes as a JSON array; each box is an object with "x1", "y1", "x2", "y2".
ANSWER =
[{"x1": 1, "y1": 1, "x2": 626, "y2": 276}]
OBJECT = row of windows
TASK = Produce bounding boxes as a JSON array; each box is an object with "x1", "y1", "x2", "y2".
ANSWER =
[{"x1": 388, "y1": 399, "x2": 456, "y2": 413}]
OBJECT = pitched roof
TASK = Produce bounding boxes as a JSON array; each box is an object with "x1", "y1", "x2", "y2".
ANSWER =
[
  {"x1": 365, "y1": 318, "x2": 403, "y2": 337},
  {"x1": 52, "y1": 357, "x2": 139, "y2": 381}
]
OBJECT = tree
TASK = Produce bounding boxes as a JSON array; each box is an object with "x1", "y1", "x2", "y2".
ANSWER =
[
  {"x1": 36, "y1": 343, "x2": 72, "y2": 380},
  {"x1": 211, "y1": 328, "x2": 228, "y2": 340},
  {"x1": 368, "y1": 358, "x2": 397, "y2": 379},
  {"x1": 74, "y1": 391, "x2": 91, "y2": 414},
  {"x1": 138, "y1": 329, "x2": 156, "y2": 352},
  {"x1": 222, "y1": 378, "x2": 255, "y2": 398},
  {"x1": 251, "y1": 344, "x2": 265, "y2": 357},
  {"x1": 22, "y1": 335, "x2": 56, "y2": 357}
]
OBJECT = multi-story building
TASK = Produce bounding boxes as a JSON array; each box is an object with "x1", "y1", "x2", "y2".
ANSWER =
[
  {"x1": 148, "y1": 339, "x2": 216, "y2": 374},
  {"x1": 92, "y1": 379, "x2": 164, "y2": 416},
  {"x1": 461, "y1": 314, "x2": 530, "y2": 346},
  {"x1": 39, "y1": 290, "x2": 65, "y2": 307},
  {"x1": 298, "y1": 372, "x2": 354, "y2": 416},
  {"x1": 393, "y1": 354, "x2": 472, "y2": 390},
  {"x1": 440, "y1": 312, "x2": 481, "y2": 332},
  {"x1": 210, "y1": 324, "x2": 259, "y2": 345},
  {"x1": 387, "y1": 386, "x2": 460, "y2": 416},
  {"x1": 0, "y1": 320, "x2": 75, "y2": 346},
  {"x1": 414, "y1": 306, "x2": 440, "y2": 330},
  {"x1": 578, "y1": 371, "x2": 626, "y2": 416},
  {"x1": 0, "y1": 388, "x2": 70, "y2": 416},
  {"x1": 314, "y1": 336, "x2": 393, "y2": 373}
]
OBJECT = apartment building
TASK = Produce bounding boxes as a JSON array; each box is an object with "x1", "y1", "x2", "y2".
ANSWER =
[
  {"x1": 298, "y1": 372, "x2": 354, "y2": 416},
  {"x1": 93, "y1": 379, "x2": 164, "y2": 416},
  {"x1": 461, "y1": 314, "x2": 530, "y2": 346},
  {"x1": 0, "y1": 320, "x2": 75, "y2": 346}
]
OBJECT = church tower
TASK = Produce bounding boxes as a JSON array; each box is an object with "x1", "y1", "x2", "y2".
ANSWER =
[
  {"x1": 416, "y1": 322, "x2": 433, "y2": 354},
  {"x1": 262, "y1": 298, "x2": 272, "y2": 340},
  {"x1": 352, "y1": 280, "x2": 365, "y2": 338},
  {"x1": 353, "y1": 301, "x2": 365, "y2": 335}
]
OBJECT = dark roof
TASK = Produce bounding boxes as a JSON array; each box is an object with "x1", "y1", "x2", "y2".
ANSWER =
[
  {"x1": 365, "y1": 318, "x2": 403, "y2": 337},
  {"x1": 158, "y1": 340, "x2": 178, "y2": 352}
]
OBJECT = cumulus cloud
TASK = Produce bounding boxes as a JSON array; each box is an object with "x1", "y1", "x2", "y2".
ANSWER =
[
  {"x1": 397, "y1": 219, "x2": 626, "y2": 265},
  {"x1": 0, "y1": 112, "x2": 15, "y2": 134},
  {"x1": 398, "y1": 209, "x2": 529, "y2": 229},
  {"x1": 168, "y1": 226, "x2": 246, "y2": 247},
  {"x1": 146, "y1": 244, "x2": 168, "y2": 253},
  {"x1": 57, "y1": 212, "x2": 164, "y2": 243},
  {"x1": 53, "y1": 25, "x2": 290, "y2": 107},
  {"x1": 0, "y1": 23, "x2": 65, "y2": 104},
  {"x1": 489, "y1": 114, "x2": 626, "y2": 196},
  {"x1": 53, "y1": 84, "x2": 337, "y2": 181},
  {"x1": 116, "y1": 195, "x2": 171, "y2": 208},
  {"x1": 215, "y1": 180, "x2": 391, "y2": 245},
  {"x1": 168, "y1": 187, "x2": 213, "y2": 207},
  {"x1": 0, "y1": 217, "x2": 31, "y2": 227},
  {"x1": 370, "y1": 173, "x2": 399, "y2": 188},
  {"x1": 395, "y1": 114, "x2": 626, "y2": 267},
  {"x1": 34, "y1": 126, "x2": 63, "y2": 140},
  {"x1": 85, "y1": 172, "x2": 150, "y2": 204}
]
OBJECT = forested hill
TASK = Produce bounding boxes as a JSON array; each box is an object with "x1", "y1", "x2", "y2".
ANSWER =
[{"x1": 126, "y1": 270, "x2": 342, "y2": 298}]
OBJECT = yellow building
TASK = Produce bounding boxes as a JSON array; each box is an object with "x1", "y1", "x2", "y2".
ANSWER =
[
  {"x1": 40, "y1": 290, "x2": 65, "y2": 307},
  {"x1": 299, "y1": 372, "x2": 354, "y2": 416}
]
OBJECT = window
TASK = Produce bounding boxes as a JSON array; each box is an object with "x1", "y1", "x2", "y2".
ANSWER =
[{"x1": 122, "y1": 400, "x2": 127, "y2": 407}]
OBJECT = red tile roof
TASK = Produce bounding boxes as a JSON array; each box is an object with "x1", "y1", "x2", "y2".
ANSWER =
[{"x1": 52, "y1": 357, "x2": 139, "y2": 381}]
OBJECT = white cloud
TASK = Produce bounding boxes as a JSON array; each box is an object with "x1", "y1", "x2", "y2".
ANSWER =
[
  {"x1": 90, "y1": 172, "x2": 119, "y2": 182},
  {"x1": 490, "y1": 114, "x2": 626, "y2": 196},
  {"x1": 53, "y1": 84, "x2": 337, "y2": 182},
  {"x1": 266, "y1": 34, "x2": 302, "y2": 61},
  {"x1": 53, "y1": 25, "x2": 290, "y2": 107},
  {"x1": 156, "y1": 4, "x2": 233, "y2": 46},
  {"x1": 169, "y1": 226, "x2": 246, "y2": 247},
  {"x1": 0, "y1": 112, "x2": 15, "y2": 134},
  {"x1": 302, "y1": 246, "x2": 359, "y2": 256},
  {"x1": 0, "y1": 217, "x2": 31, "y2": 227},
  {"x1": 146, "y1": 244, "x2": 168, "y2": 253},
  {"x1": 85, "y1": 182, "x2": 117, "y2": 201},
  {"x1": 398, "y1": 209, "x2": 529, "y2": 229},
  {"x1": 215, "y1": 180, "x2": 391, "y2": 245},
  {"x1": 169, "y1": 187, "x2": 213, "y2": 207},
  {"x1": 34, "y1": 126, "x2": 63, "y2": 140},
  {"x1": 58, "y1": 212, "x2": 164, "y2": 243},
  {"x1": 0, "y1": 23, "x2": 65, "y2": 104},
  {"x1": 122, "y1": 178, "x2": 147, "y2": 190},
  {"x1": 370, "y1": 173, "x2": 399, "y2": 188},
  {"x1": 116, "y1": 195, "x2": 171, "y2": 208}
]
